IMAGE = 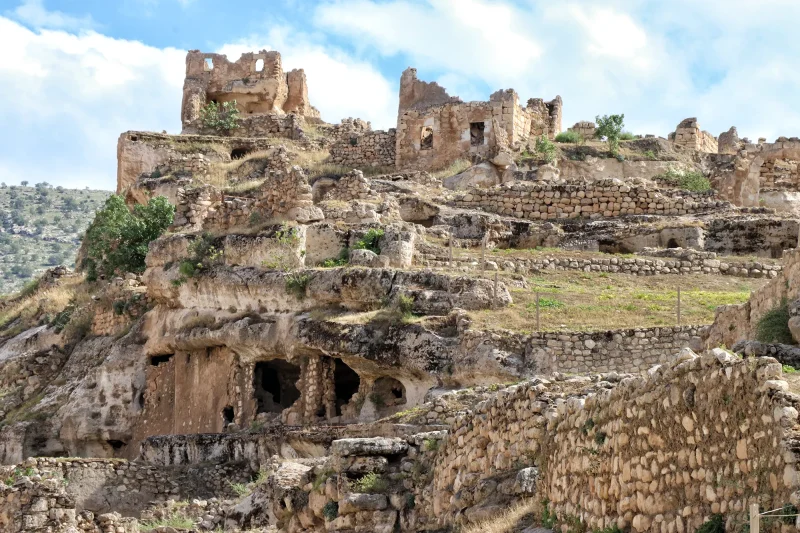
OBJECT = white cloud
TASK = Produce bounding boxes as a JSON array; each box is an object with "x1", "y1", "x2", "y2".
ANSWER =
[
  {"x1": 11, "y1": 0, "x2": 95, "y2": 31},
  {"x1": 315, "y1": 0, "x2": 541, "y2": 88},
  {"x1": 0, "y1": 17, "x2": 185, "y2": 189},
  {"x1": 217, "y1": 27, "x2": 397, "y2": 129}
]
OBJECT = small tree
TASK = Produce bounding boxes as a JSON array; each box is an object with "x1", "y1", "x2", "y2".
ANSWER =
[
  {"x1": 534, "y1": 135, "x2": 558, "y2": 163},
  {"x1": 595, "y1": 114, "x2": 625, "y2": 155},
  {"x1": 82, "y1": 195, "x2": 174, "y2": 280},
  {"x1": 200, "y1": 100, "x2": 241, "y2": 133}
]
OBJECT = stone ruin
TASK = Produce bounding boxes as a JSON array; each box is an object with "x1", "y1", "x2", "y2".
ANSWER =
[{"x1": 6, "y1": 47, "x2": 800, "y2": 533}]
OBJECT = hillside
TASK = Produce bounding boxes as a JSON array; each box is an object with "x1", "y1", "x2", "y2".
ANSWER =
[{"x1": 0, "y1": 183, "x2": 111, "y2": 295}]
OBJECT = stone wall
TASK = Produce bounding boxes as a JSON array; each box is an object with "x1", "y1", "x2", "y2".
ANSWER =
[
  {"x1": 707, "y1": 248, "x2": 800, "y2": 347},
  {"x1": 568, "y1": 121, "x2": 596, "y2": 138},
  {"x1": 451, "y1": 179, "x2": 728, "y2": 220},
  {"x1": 184, "y1": 112, "x2": 306, "y2": 139},
  {"x1": 671, "y1": 118, "x2": 718, "y2": 153},
  {"x1": 417, "y1": 248, "x2": 782, "y2": 279},
  {"x1": 170, "y1": 165, "x2": 323, "y2": 231},
  {"x1": 1, "y1": 457, "x2": 250, "y2": 520},
  {"x1": 329, "y1": 128, "x2": 397, "y2": 168},
  {"x1": 180, "y1": 49, "x2": 319, "y2": 131},
  {"x1": 428, "y1": 351, "x2": 800, "y2": 531},
  {"x1": 527, "y1": 326, "x2": 704, "y2": 375},
  {"x1": 117, "y1": 131, "x2": 279, "y2": 196},
  {"x1": 395, "y1": 68, "x2": 560, "y2": 171},
  {"x1": 706, "y1": 217, "x2": 799, "y2": 259}
]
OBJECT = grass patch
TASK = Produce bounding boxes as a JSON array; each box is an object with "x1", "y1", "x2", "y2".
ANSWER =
[
  {"x1": 555, "y1": 131, "x2": 583, "y2": 144},
  {"x1": 139, "y1": 514, "x2": 195, "y2": 531},
  {"x1": 461, "y1": 499, "x2": 537, "y2": 533},
  {"x1": 354, "y1": 228, "x2": 384, "y2": 255},
  {"x1": 756, "y1": 299, "x2": 794, "y2": 344},
  {"x1": 654, "y1": 166, "x2": 712, "y2": 192},
  {"x1": 431, "y1": 159, "x2": 471, "y2": 180},
  {"x1": 285, "y1": 272, "x2": 311, "y2": 300},
  {"x1": 467, "y1": 270, "x2": 764, "y2": 333}
]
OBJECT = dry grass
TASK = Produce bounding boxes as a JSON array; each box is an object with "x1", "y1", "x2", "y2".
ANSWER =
[
  {"x1": 467, "y1": 270, "x2": 765, "y2": 333},
  {"x1": 0, "y1": 275, "x2": 90, "y2": 338},
  {"x1": 461, "y1": 499, "x2": 538, "y2": 533},
  {"x1": 432, "y1": 158, "x2": 471, "y2": 180}
]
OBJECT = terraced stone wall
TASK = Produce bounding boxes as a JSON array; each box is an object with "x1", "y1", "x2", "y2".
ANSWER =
[
  {"x1": 428, "y1": 352, "x2": 800, "y2": 532},
  {"x1": 451, "y1": 180, "x2": 728, "y2": 220}
]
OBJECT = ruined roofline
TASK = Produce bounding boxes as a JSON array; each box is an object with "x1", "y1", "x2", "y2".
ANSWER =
[{"x1": 398, "y1": 66, "x2": 560, "y2": 115}]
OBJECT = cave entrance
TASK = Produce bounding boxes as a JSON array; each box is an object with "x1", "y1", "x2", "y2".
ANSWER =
[
  {"x1": 371, "y1": 377, "x2": 406, "y2": 411},
  {"x1": 222, "y1": 406, "x2": 235, "y2": 425},
  {"x1": 254, "y1": 360, "x2": 301, "y2": 414},
  {"x1": 666, "y1": 238, "x2": 679, "y2": 249},
  {"x1": 230, "y1": 148, "x2": 251, "y2": 160},
  {"x1": 334, "y1": 360, "x2": 361, "y2": 416}
]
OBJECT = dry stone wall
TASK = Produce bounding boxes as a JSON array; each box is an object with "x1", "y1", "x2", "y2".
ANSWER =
[
  {"x1": 330, "y1": 129, "x2": 397, "y2": 168},
  {"x1": 707, "y1": 248, "x2": 800, "y2": 348},
  {"x1": 452, "y1": 180, "x2": 728, "y2": 220},
  {"x1": 429, "y1": 352, "x2": 800, "y2": 532},
  {"x1": 417, "y1": 249, "x2": 782, "y2": 279}
]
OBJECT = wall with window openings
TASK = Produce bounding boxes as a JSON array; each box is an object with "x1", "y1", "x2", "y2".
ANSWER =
[{"x1": 395, "y1": 68, "x2": 562, "y2": 171}]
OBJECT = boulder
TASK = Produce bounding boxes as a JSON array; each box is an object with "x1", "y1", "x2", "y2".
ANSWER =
[
  {"x1": 443, "y1": 162, "x2": 500, "y2": 190},
  {"x1": 789, "y1": 316, "x2": 800, "y2": 344}
]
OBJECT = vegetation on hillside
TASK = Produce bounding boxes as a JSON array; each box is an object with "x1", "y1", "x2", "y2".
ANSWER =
[
  {"x1": 595, "y1": 114, "x2": 625, "y2": 155},
  {"x1": 82, "y1": 195, "x2": 174, "y2": 281},
  {"x1": 0, "y1": 183, "x2": 110, "y2": 295}
]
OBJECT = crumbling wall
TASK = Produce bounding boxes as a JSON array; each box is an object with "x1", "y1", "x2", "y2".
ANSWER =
[
  {"x1": 329, "y1": 128, "x2": 397, "y2": 168},
  {"x1": 705, "y1": 217, "x2": 799, "y2": 258},
  {"x1": 429, "y1": 352, "x2": 800, "y2": 532},
  {"x1": 568, "y1": 121, "x2": 596, "y2": 139},
  {"x1": 395, "y1": 68, "x2": 560, "y2": 171},
  {"x1": 181, "y1": 49, "x2": 319, "y2": 132},
  {"x1": 452, "y1": 179, "x2": 728, "y2": 220},
  {"x1": 671, "y1": 118, "x2": 718, "y2": 153},
  {"x1": 707, "y1": 247, "x2": 800, "y2": 347}
]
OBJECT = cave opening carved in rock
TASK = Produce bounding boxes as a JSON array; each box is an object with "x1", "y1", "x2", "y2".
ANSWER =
[
  {"x1": 254, "y1": 360, "x2": 301, "y2": 414},
  {"x1": 334, "y1": 359, "x2": 361, "y2": 416}
]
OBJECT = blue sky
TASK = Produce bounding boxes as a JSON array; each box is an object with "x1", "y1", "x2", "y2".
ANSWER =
[{"x1": 3, "y1": 0, "x2": 800, "y2": 190}]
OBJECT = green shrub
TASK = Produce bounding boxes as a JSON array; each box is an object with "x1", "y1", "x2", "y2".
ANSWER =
[
  {"x1": 654, "y1": 167, "x2": 712, "y2": 192},
  {"x1": 351, "y1": 472, "x2": 388, "y2": 494},
  {"x1": 619, "y1": 131, "x2": 636, "y2": 141},
  {"x1": 228, "y1": 481, "x2": 249, "y2": 497},
  {"x1": 555, "y1": 131, "x2": 583, "y2": 144},
  {"x1": 285, "y1": 272, "x2": 311, "y2": 300},
  {"x1": 112, "y1": 300, "x2": 126, "y2": 316},
  {"x1": 323, "y1": 501, "x2": 339, "y2": 521},
  {"x1": 534, "y1": 135, "x2": 558, "y2": 163},
  {"x1": 354, "y1": 228, "x2": 384, "y2": 254},
  {"x1": 756, "y1": 299, "x2": 794, "y2": 344},
  {"x1": 261, "y1": 223, "x2": 302, "y2": 272},
  {"x1": 200, "y1": 100, "x2": 240, "y2": 132},
  {"x1": 595, "y1": 114, "x2": 625, "y2": 155},
  {"x1": 696, "y1": 514, "x2": 724, "y2": 533},
  {"x1": 321, "y1": 248, "x2": 349, "y2": 268},
  {"x1": 397, "y1": 294, "x2": 414, "y2": 317},
  {"x1": 82, "y1": 195, "x2": 174, "y2": 280},
  {"x1": 423, "y1": 438, "x2": 440, "y2": 452},
  {"x1": 783, "y1": 365, "x2": 798, "y2": 374},
  {"x1": 643, "y1": 150, "x2": 657, "y2": 160},
  {"x1": 540, "y1": 498, "x2": 556, "y2": 529},
  {"x1": 537, "y1": 297, "x2": 565, "y2": 309}
]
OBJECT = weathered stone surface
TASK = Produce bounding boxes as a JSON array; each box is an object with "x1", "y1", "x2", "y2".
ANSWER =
[
  {"x1": 338, "y1": 493, "x2": 388, "y2": 514},
  {"x1": 331, "y1": 438, "x2": 409, "y2": 457}
]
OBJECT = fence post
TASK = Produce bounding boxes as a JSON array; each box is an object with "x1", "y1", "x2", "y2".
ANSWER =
[
  {"x1": 493, "y1": 271, "x2": 498, "y2": 309},
  {"x1": 677, "y1": 287, "x2": 681, "y2": 326},
  {"x1": 481, "y1": 235, "x2": 487, "y2": 275},
  {"x1": 448, "y1": 236, "x2": 453, "y2": 267},
  {"x1": 750, "y1": 503, "x2": 760, "y2": 533},
  {"x1": 536, "y1": 292, "x2": 541, "y2": 332}
]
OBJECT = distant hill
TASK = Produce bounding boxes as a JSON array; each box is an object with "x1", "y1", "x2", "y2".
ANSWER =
[{"x1": 0, "y1": 183, "x2": 111, "y2": 295}]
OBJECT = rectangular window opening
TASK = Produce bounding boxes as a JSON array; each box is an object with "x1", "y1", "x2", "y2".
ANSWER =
[
  {"x1": 204, "y1": 57, "x2": 214, "y2": 71},
  {"x1": 255, "y1": 58, "x2": 264, "y2": 72},
  {"x1": 421, "y1": 126, "x2": 434, "y2": 150},
  {"x1": 470, "y1": 122, "x2": 486, "y2": 146}
]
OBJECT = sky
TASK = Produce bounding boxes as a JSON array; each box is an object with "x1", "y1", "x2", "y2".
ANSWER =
[{"x1": 2, "y1": 0, "x2": 800, "y2": 190}]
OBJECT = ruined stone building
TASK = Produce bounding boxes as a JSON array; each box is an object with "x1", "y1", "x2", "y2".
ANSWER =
[
  {"x1": 395, "y1": 68, "x2": 562, "y2": 171},
  {"x1": 181, "y1": 50, "x2": 321, "y2": 135}
]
